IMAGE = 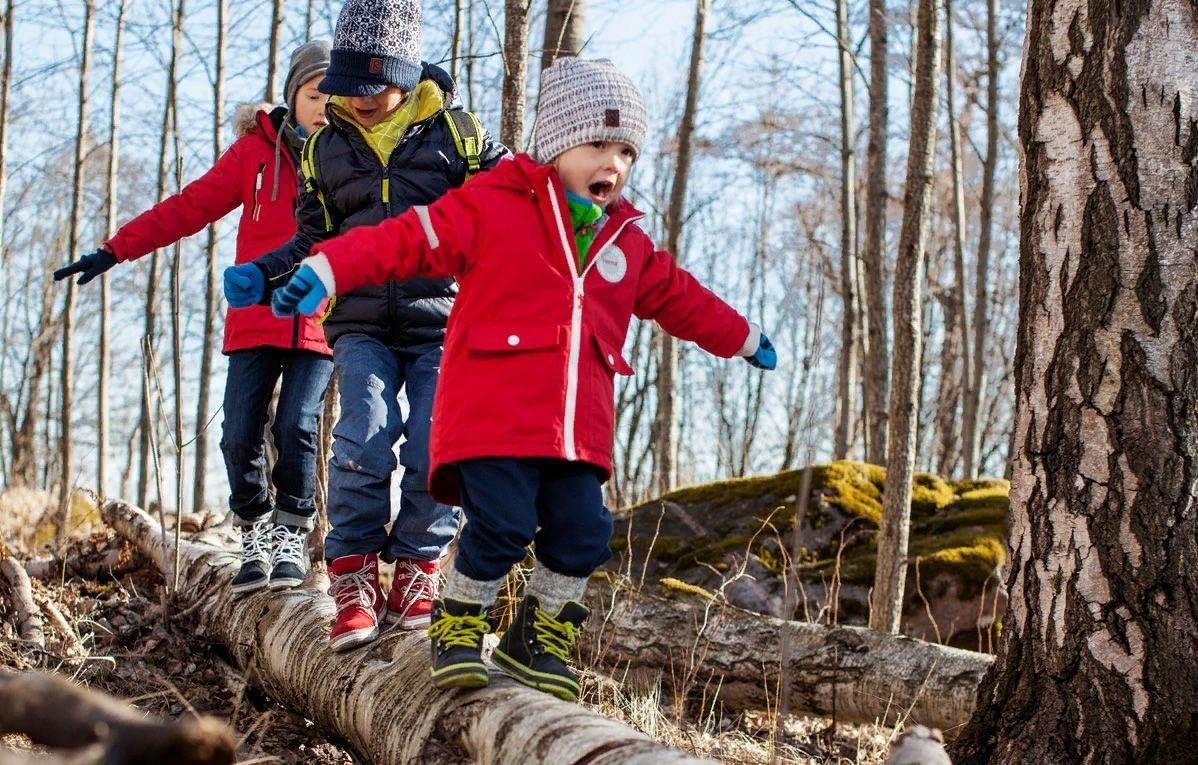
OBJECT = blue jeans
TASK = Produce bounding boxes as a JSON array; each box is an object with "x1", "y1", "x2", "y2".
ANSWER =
[
  {"x1": 325, "y1": 335, "x2": 460, "y2": 562},
  {"x1": 453, "y1": 459, "x2": 613, "y2": 581},
  {"x1": 221, "y1": 348, "x2": 333, "y2": 530}
]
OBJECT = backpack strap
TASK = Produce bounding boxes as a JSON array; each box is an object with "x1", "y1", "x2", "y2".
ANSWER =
[
  {"x1": 301, "y1": 125, "x2": 335, "y2": 232},
  {"x1": 443, "y1": 109, "x2": 484, "y2": 176}
]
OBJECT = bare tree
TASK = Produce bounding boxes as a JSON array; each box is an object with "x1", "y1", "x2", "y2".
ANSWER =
[
  {"x1": 953, "y1": 0, "x2": 1198, "y2": 754},
  {"x1": 305, "y1": 0, "x2": 314, "y2": 39},
  {"x1": 57, "y1": 0, "x2": 96, "y2": 546},
  {"x1": 541, "y1": 0, "x2": 585, "y2": 70},
  {"x1": 500, "y1": 0, "x2": 532, "y2": 150},
  {"x1": 869, "y1": 0, "x2": 941, "y2": 633},
  {"x1": 265, "y1": 0, "x2": 285, "y2": 103},
  {"x1": 861, "y1": 0, "x2": 890, "y2": 466},
  {"x1": 0, "y1": 0, "x2": 12, "y2": 260},
  {"x1": 138, "y1": 0, "x2": 184, "y2": 507},
  {"x1": 944, "y1": 0, "x2": 973, "y2": 478},
  {"x1": 193, "y1": 0, "x2": 226, "y2": 514},
  {"x1": 99, "y1": 0, "x2": 127, "y2": 501},
  {"x1": 652, "y1": 0, "x2": 710, "y2": 497},
  {"x1": 832, "y1": 0, "x2": 858, "y2": 460},
  {"x1": 451, "y1": 0, "x2": 463, "y2": 83},
  {"x1": 963, "y1": 0, "x2": 999, "y2": 478}
]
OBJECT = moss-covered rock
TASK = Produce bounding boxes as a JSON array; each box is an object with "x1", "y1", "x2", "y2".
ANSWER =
[{"x1": 609, "y1": 461, "x2": 1009, "y2": 648}]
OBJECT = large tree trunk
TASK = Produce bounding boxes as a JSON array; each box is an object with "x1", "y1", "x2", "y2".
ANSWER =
[
  {"x1": 945, "y1": 0, "x2": 974, "y2": 479},
  {"x1": 99, "y1": 0, "x2": 127, "y2": 502},
  {"x1": 101, "y1": 499, "x2": 712, "y2": 764},
  {"x1": 193, "y1": 0, "x2": 225, "y2": 515},
  {"x1": 500, "y1": 0, "x2": 532, "y2": 151},
  {"x1": 653, "y1": 0, "x2": 709, "y2": 497},
  {"x1": 965, "y1": 0, "x2": 999, "y2": 478},
  {"x1": 952, "y1": 0, "x2": 1198, "y2": 757},
  {"x1": 833, "y1": 0, "x2": 858, "y2": 461},
  {"x1": 861, "y1": 0, "x2": 890, "y2": 466},
  {"x1": 869, "y1": 0, "x2": 940, "y2": 633},
  {"x1": 58, "y1": 0, "x2": 96, "y2": 547},
  {"x1": 541, "y1": 0, "x2": 586, "y2": 70}
]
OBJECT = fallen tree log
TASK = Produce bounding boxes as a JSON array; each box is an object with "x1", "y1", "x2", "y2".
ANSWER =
[
  {"x1": 102, "y1": 499, "x2": 711, "y2": 765},
  {"x1": 0, "y1": 670, "x2": 235, "y2": 764},
  {"x1": 0, "y1": 558, "x2": 44, "y2": 647},
  {"x1": 587, "y1": 577, "x2": 992, "y2": 732}
]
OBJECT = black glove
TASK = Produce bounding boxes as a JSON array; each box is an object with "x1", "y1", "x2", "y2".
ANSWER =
[
  {"x1": 422, "y1": 61, "x2": 457, "y2": 102},
  {"x1": 53, "y1": 247, "x2": 118, "y2": 285}
]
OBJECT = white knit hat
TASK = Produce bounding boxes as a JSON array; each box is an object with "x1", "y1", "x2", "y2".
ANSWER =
[{"x1": 531, "y1": 58, "x2": 647, "y2": 163}]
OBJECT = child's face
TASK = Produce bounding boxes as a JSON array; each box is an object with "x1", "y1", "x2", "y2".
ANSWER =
[
  {"x1": 553, "y1": 141, "x2": 636, "y2": 207},
  {"x1": 344, "y1": 87, "x2": 406, "y2": 128},
  {"x1": 293, "y1": 75, "x2": 330, "y2": 135}
]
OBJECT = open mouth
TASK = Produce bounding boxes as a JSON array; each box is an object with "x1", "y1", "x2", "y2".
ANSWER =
[
  {"x1": 588, "y1": 180, "x2": 615, "y2": 200},
  {"x1": 352, "y1": 107, "x2": 378, "y2": 123}
]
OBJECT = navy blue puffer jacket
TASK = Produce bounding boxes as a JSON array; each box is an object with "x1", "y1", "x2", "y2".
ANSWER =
[{"x1": 255, "y1": 65, "x2": 507, "y2": 348}]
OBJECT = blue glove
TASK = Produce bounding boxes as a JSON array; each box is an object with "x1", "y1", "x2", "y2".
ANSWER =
[
  {"x1": 223, "y1": 263, "x2": 265, "y2": 308},
  {"x1": 53, "y1": 247, "x2": 118, "y2": 285},
  {"x1": 271, "y1": 265, "x2": 328, "y2": 317},
  {"x1": 745, "y1": 333, "x2": 777, "y2": 370}
]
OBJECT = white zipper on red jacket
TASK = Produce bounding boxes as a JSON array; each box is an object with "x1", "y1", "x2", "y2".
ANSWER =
[{"x1": 545, "y1": 178, "x2": 643, "y2": 462}]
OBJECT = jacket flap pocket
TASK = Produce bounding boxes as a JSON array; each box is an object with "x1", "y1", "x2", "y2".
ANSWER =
[
  {"x1": 593, "y1": 333, "x2": 634, "y2": 376},
  {"x1": 468, "y1": 325, "x2": 563, "y2": 352}
]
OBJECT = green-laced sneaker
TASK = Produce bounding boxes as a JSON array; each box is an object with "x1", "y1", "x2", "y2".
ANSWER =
[
  {"x1": 428, "y1": 597, "x2": 491, "y2": 689},
  {"x1": 492, "y1": 595, "x2": 588, "y2": 702}
]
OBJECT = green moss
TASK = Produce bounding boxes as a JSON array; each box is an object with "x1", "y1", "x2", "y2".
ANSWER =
[
  {"x1": 678, "y1": 535, "x2": 752, "y2": 566},
  {"x1": 660, "y1": 577, "x2": 716, "y2": 600},
  {"x1": 650, "y1": 470, "x2": 808, "y2": 507},
  {"x1": 914, "y1": 535, "x2": 1005, "y2": 599},
  {"x1": 910, "y1": 473, "x2": 956, "y2": 517}
]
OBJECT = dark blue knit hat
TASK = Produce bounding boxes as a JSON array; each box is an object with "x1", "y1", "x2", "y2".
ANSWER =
[{"x1": 319, "y1": 0, "x2": 423, "y2": 96}]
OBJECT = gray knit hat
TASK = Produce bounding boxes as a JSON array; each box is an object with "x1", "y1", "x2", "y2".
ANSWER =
[
  {"x1": 320, "y1": 0, "x2": 423, "y2": 96},
  {"x1": 284, "y1": 40, "x2": 331, "y2": 113},
  {"x1": 532, "y1": 58, "x2": 647, "y2": 163}
]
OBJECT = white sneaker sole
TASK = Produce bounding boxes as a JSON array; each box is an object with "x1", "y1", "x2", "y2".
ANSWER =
[
  {"x1": 268, "y1": 576, "x2": 304, "y2": 591},
  {"x1": 330, "y1": 624, "x2": 379, "y2": 652},
  {"x1": 384, "y1": 611, "x2": 432, "y2": 629},
  {"x1": 231, "y1": 578, "x2": 269, "y2": 595}
]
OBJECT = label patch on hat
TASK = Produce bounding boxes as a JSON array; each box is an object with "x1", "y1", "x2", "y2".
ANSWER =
[
  {"x1": 369, "y1": 57, "x2": 384, "y2": 75},
  {"x1": 605, "y1": 109, "x2": 621, "y2": 127},
  {"x1": 596, "y1": 244, "x2": 627, "y2": 284}
]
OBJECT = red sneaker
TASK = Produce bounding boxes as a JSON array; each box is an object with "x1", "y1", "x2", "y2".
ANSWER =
[
  {"x1": 328, "y1": 553, "x2": 386, "y2": 652},
  {"x1": 385, "y1": 558, "x2": 439, "y2": 629}
]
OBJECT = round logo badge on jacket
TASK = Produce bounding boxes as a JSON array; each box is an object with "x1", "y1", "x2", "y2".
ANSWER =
[{"x1": 596, "y1": 245, "x2": 628, "y2": 283}]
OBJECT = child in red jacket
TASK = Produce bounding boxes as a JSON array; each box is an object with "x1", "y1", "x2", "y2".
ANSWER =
[
  {"x1": 54, "y1": 42, "x2": 335, "y2": 595},
  {"x1": 271, "y1": 57, "x2": 777, "y2": 701}
]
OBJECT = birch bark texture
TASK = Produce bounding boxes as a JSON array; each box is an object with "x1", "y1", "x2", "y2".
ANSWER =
[
  {"x1": 833, "y1": 0, "x2": 859, "y2": 461},
  {"x1": 953, "y1": 0, "x2": 1198, "y2": 758},
  {"x1": 500, "y1": 0, "x2": 532, "y2": 151},
  {"x1": 869, "y1": 0, "x2": 941, "y2": 633}
]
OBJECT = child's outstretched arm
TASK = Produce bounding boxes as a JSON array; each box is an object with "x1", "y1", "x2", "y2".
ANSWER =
[
  {"x1": 271, "y1": 185, "x2": 482, "y2": 317},
  {"x1": 634, "y1": 246, "x2": 777, "y2": 369}
]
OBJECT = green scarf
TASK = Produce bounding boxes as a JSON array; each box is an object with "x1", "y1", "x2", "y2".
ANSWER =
[{"x1": 565, "y1": 191, "x2": 603, "y2": 271}]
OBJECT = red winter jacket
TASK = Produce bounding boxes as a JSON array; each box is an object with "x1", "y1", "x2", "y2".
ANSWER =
[
  {"x1": 105, "y1": 107, "x2": 330, "y2": 356},
  {"x1": 308, "y1": 154, "x2": 756, "y2": 504}
]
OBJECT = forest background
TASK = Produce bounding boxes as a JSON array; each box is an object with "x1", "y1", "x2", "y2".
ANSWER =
[{"x1": 0, "y1": 0, "x2": 1021, "y2": 512}]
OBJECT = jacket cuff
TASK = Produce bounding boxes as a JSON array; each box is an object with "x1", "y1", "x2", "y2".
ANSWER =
[
  {"x1": 303, "y1": 254, "x2": 338, "y2": 296},
  {"x1": 253, "y1": 262, "x2": 276, "y2": 306},
  {"x1": 736, "y1": 322, "x2": 761, "y2": 357}
]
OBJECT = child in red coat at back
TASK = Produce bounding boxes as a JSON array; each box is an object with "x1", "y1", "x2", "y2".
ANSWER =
[{"x1": 271, "y1": 57, "x2": 778, "y2": 702}]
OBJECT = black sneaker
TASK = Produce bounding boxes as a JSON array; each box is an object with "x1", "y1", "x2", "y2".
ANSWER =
[
  {"x1": 269, "y1": 525, "x2": 309, "y2": 590},
  {"x1": 428, "y1": 597, "x2": 491, "y2": 689},
  {"x1": 492, "y1": 595, "x2": 588, "y2": 702},
  {"x1": 231, "y1": 518, "x2": 272, "y2": 595}
]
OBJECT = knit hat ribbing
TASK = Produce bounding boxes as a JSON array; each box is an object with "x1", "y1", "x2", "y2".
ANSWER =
[
  {"x1": 532, "y1": 58, "x2": 647, "y2": 163},
  {"x1": 284, "y1": 40, "x2": 331, "y2": 113},
  {"x1": 320, "y1": 0, "x2": 423, "y2": 96}
]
